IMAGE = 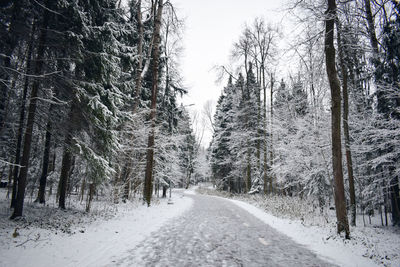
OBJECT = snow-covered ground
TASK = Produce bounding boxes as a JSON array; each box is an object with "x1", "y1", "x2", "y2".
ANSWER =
[
  {"x1": 230, "y1": 199, "x2": 381, "y2": 267},
  {"x1": 196, "y1": 185, "x2": 400, "y2": 267},
  {"x1": 1, "y1": 185, "x2": 398, "y2": 267},
  {"x1": 0, "y1": 190, "x2": 192, "y2": 267}
]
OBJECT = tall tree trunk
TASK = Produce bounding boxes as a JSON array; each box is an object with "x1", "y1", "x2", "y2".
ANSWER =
[
  {"x1": 58, "y1": 103, "x2": 77, "y2": 209},
  {"x1": 246, "y1": 146, "x2": 251, "y2": 192},
  {"x1": 81, "y1": 175, "x2": 86, "y2": 203},
  {"x1": 5, "y1": 160, "x2": 12, "y2": 198},
  {"x1": 123, "y1": 164, "x2": 132, "y2": 201},
  {"x1": 122, "y1": 0, "x2": 144, "y2": 201},
  {"x1": 143, "y1": 0, "x2": 164, "y2": 206},
  {"x1": 58, "y1": 131, "x2": 73, "y2": 210},
  {"x1": 86, "y1": 183, "x2": 95, "y2": 213},
  {"x1": 263, "y1": 139, "x2": 268, "y2": 193},
  {"x1": 10, "y1": 22, "x2": 35, "y2": 208},
  {"x1": 11, "y1": 5, "x2": 50, "y2": 219},
  {"x1": 185, "y1": 158, "x2": 193, "y2": 190},
  {"x1": 391, "y1": 176, "x2": 400, "y2": 226},
  {"x1": 134, "y1": 0, "x2": 143, "y2": 112},
  {"x1": 325, "y1": 0, "x2": 350, "y2": 238},
  {"x1": 36, "y1": 117, "x2": 52, "y2": 204},
  {"x1": 0, "y1": 56, "x2": 11, "y2": 132},
  {"x1": 112, "y1": 166, "x2": 120, "y2": 203},
  {"x1": 337, "y1": 22, "x2": 357, "y2": 227},
  {"x1": 364, "y1": 0, "x2": 387, "y2": 115},
  {"x1": 269, "y1": 73, "x2": 274, "y2": 194},
  {"x1": 263, "y1": 67, "x2": 268, "y2": 194},
  {"x1": 119, "y1": 162, "x2": 131, "y2": 201},
  {"x1": 48, "y1": 148, "x2": 56, "y2": 197},
  {"x1": 364, "y1": 0, "x2": 379, "y2": 56},
  {"x1": 256, "y1": 63, "x2": 263, "y2": 170}
]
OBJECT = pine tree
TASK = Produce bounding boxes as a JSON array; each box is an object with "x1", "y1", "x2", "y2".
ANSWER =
[
  {"x1": 242, "y1": 64, "x2": 261, "y2": 192},
  {"x1": 210, "y1": 65, "x2": 262, "y2": 193},
  {"x1": 11, "y1": 0, "x2": 52, "y2": 218},
  {"x1": 176, "y1": 107, "x2": 197, "y2": 189},
  {"x1": 57, "y1": 0, "x2": 128, "y2": 210},
  {"x1": 210, "y1": 81, "x2": 232, "y2": 190},
  {"x1": 371, "y1": 2, "x2": 400, "y2": 225}
]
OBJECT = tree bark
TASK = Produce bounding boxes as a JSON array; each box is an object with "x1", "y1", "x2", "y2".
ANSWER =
[
  {"x1": 143, "y1": 0, "x2": 164, "y2": 206},
  {"x1": 36, "y1": 117, "x2": 52, "y2": 204},
  {"x1": 256, "y1": 62, "x2": 262, "y2": 171},
  {"x1": 246, "y1": 146, "x2": 251, "y2": 192},
  {"x1": 391, "y1": 177, "x2": 400, "y2": 226},
  {"x1": 86, "y1": 183, "x2": 95, "y2": 213},
  {"x1": 81, "y1": 175, "x2": 86, "y2": 203},
  {"x1": 134, "y1": 0, "x2": 143, "y2": 112},
  {"x1": 263, "y1": 71, "x2": 268, "y2": 194},
  {"x1": 6, "y1": 160, "x2": 12, "y2": 198},
  {"x1": 336, "y1": 22, "x2": 357, "y2": 227},
  {"x1": 11, "y1": 4, "x2": 50, "y2": 218},
  {"x1": 120, "y1": 0, "x2": 144, "y2": 202},
  {"x1": 58, "y1": 131, "x2": 73, "y2": 210},
  {"x1": 185, "y1": 162, "x2": 193, "y2": 190},
  {"x1": 269, "y1": 73, "x2": 274, "y2": 194},
  {"x1": 364, "y1": 0, "x2": 379, "y2": 56},
  {"x1": 10, "y1": 23, "x2": 35, "y2": 208},
  {"x1": 325, "y1": 0, "x2": 350, "y2": 238},
  {"x1": 123, "y1": 164, "x2": 132, "y2": 201},
  {"x1": 36, "y1": 114, "x2": 52, "y2": 204},
  {"x1": 58, "y1": 102, "x2": 77, "y2": 209}
]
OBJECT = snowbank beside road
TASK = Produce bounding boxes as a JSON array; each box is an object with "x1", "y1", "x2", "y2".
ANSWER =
[
  {"x1": 230, "y1": 198, "x2": 392, "y2": 267},
  {"x1": 0, "y1": 193, "x2": 192, "y2": 267}
]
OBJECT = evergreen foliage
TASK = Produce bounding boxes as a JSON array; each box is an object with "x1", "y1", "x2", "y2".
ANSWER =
[{"x1": 0, "y1": 0, "x2": 196, "y2": 217}]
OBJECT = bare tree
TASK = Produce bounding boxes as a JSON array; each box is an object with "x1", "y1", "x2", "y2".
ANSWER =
[
  {"x1": 202, "y1": 100, "x2": 215, "y2": 134},
  {"x1": 231, "y1": 19, "x2": 279, "y2": 192},
  {"x1": 336, "y1": 19, "x2": 356, "y2": 227},
  {"x1": 231, "y1": 26, "x2": 252, "y2": 82},
  {"x1": 325, "y1": 0, "x2": 350, "y2": 238}
]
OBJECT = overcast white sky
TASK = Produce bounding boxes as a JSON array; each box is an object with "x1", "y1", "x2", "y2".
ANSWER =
[{"x1": 172, "y1": 0, "x2": 289, "y2": 146}]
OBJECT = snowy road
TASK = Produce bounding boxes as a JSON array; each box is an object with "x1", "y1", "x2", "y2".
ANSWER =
[{"x1": 111, "y1": 194, "x2": 335, "y2": 267}]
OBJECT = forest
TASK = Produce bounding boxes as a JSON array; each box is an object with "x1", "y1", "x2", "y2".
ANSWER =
[
  {"x1": 209, "y1": 0, "x2": 400, "y2": 239},
  {"x1": 0, "y1": 0, "x2": 399, "y2": 258},
  {"x1": 0, "y1": 0, "x2": 201, "y2": 218}
]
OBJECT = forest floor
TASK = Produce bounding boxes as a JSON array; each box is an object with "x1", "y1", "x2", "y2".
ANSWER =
[
  {"x1": 0, "y1": 189, "x2": 193, "y2": 267},
  {"x1": 196, "y1": 184, "x2": 400, "y2": 267}
]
